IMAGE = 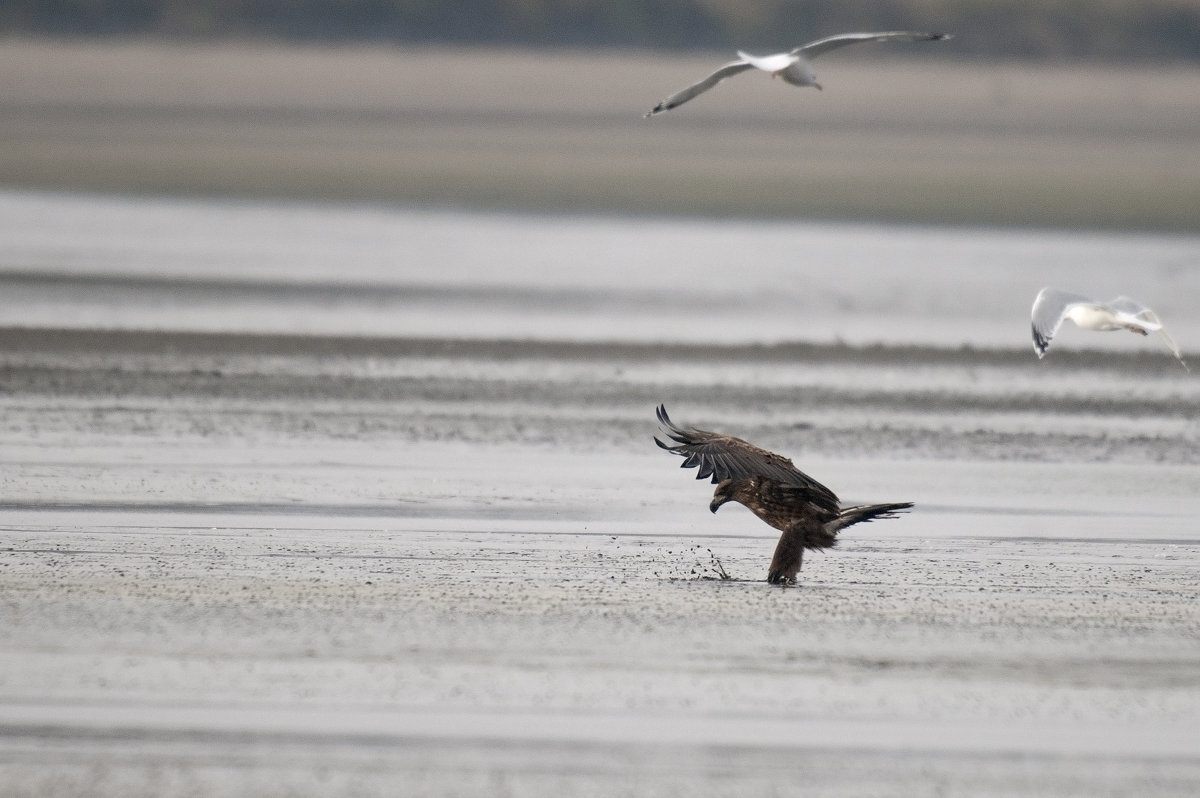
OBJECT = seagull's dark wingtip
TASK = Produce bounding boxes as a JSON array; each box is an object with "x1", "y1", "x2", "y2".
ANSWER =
[{"x1": 1031, "y1": 325, "x2": 1050, "y2": 358}]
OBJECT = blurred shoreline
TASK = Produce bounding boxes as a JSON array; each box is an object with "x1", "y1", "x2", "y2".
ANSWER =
[{"x1": 1, "y1": 39, "x2": 1198, "y2": 230}]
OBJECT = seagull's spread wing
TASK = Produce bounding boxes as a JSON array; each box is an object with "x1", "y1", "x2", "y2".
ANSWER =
[
  {"x1": 1152, "y1": 327, "x2": 1189, "y2": 370},
  {"x1": 1108, "y1": 296, "x2": 1162, "y2": 329},
  {"x1": 793, "y1": 31, "x2": 951, "y2": 60},
  {"x1": 1109, "y1": 297, "x2": 1189, "y2": 371},
  {"x1": 643, "y1": 59, "x2": 755, "y2": 117},
  {"x1": 654, "y1": 404, "x2": 840, "y2": 506},
  {"x1": 1031, "y1": 287, "x2": 1094, "y2": 357}
]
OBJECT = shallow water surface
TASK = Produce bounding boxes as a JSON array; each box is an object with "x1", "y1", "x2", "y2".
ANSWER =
[{"x1": 2, "y1": 189, "x2": 1199, "y2": 350}]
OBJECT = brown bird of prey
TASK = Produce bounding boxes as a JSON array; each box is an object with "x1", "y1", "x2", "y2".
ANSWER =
[{"x1": 655, "y1": 404, "x2": 912, "y2": 584}]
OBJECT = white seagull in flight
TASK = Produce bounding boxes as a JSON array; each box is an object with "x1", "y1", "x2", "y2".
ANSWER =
[
  {"x1": 644, "y1": 31, "x2": 951, "y2": 117},
  {"x1": 1031, "y1": 287, "x2": 1189, "y2": 371}
]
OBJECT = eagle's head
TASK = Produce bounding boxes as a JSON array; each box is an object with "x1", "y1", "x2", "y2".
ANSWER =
[{"x1": 709, "y1": 479, "x2": 735, "y2": 513}]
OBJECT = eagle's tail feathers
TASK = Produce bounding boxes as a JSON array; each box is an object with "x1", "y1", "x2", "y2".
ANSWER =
[{"x1": 829, "y1": 502, "x2": 913, "y2": 532}]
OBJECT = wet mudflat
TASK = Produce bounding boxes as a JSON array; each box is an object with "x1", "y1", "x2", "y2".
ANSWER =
[{"x1": 2, "y1": 324, "x2": 1199, "y2": 797}]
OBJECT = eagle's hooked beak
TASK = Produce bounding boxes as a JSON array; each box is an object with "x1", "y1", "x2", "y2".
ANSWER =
[
  {"x1": 710, "y1": 479, "x2": 733, "y2": 513},
  {"x1": 709, "y1": 492, "x2": 729, "y2": 514}
]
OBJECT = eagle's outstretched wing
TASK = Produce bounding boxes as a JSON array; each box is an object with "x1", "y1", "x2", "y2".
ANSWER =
[{"x1": 654, "y1": 404, "x2": 839, "y2": 505}]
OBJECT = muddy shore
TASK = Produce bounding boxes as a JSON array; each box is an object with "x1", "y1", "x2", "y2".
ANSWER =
[{"x1": 2, "y1": 323, "x2": 1199, "y2": 796}]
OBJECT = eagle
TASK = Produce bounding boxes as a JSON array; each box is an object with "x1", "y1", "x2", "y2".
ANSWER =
[{"x1": 654, "y1": 404, "x2": 912, "y2": 584}]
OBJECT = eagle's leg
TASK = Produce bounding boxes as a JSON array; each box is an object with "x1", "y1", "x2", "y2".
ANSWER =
[{"x1": 767, "y1": 529, "x2": 804, "y2": 585}]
